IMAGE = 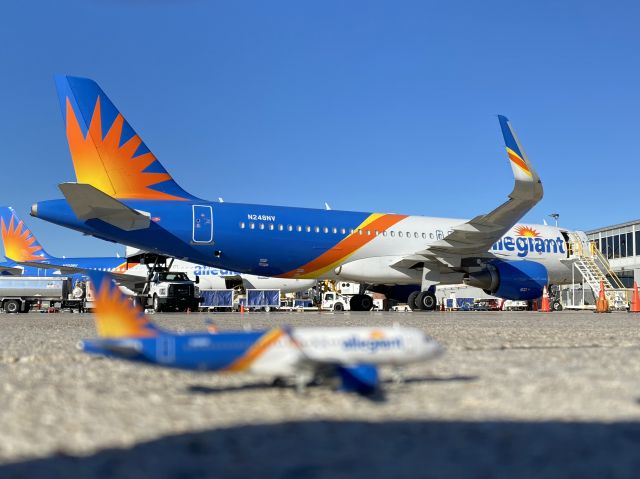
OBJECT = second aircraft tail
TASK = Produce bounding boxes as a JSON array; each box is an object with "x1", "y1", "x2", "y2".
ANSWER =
[{"x1": 0, "y1": 206, "x2": 51, "y2": 262}]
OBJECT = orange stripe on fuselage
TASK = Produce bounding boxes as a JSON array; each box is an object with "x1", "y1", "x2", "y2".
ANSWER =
[
  {"x1": 279, "y1": 213, "x2": 407, "y2": 279},
  {"x1": 224, "y1": 328, "x2": 284, "y2": 372},
  {"x1": 506, "y1": 148, "x2": 532, "y2": 177}
]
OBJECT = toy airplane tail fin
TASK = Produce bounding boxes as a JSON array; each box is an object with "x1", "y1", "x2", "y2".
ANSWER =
[
  {"x1": 87, "y1": 270, "x2": 161, "y2": 338},
  {"x1": 54, "y1": 75, "x2": 197, "y2": 202},
  {"x1": 0, "y1": 206, "x2": 51, "y2": 262}
]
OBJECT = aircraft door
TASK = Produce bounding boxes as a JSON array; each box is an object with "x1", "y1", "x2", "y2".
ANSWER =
[
  {"x1": 157, "y1": 336, "x2": 175, "y2": 364},
  {"x1": 192, "y1": 205, "x2": 213, "y2": 243}
]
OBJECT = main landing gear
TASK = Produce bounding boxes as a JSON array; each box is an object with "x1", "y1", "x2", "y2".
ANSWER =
[{"x1": 408, "y1": 290, "x2": 437, "y2": 311}]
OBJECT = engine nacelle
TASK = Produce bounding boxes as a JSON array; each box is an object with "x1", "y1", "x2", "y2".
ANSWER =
[
  {"x1": 334, "y1": 257, "x2": 421, "y2": 284},
  {"x1": 464, "y1": 260, "x2": 548, "y2": 300}
]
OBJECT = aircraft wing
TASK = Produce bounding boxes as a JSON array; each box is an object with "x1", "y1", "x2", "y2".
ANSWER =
[
  {"x1": 58, "y1": 183, "x2": 151, "y2": 231},
  {"x1": 414, "y1": 115, "x2": 543, "y2": 259},
  {"x1": 0, "y1": 265, "x2": 23, "y2": 275},
  {"x1": 17, "y1": 261, "x2": 147, "y2": 288}
]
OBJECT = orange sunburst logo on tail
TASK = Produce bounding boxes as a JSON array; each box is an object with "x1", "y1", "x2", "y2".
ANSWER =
[
  {"x1": 93, "y1": 278, "x2": 157, "y2": 338},
  {"x1": 1, "y1": 216, "x2": 44, "y2": 262},
  {"x1": 515, "y1": 225, "x2": 540, "y2": 237},
  {"x1": 65, "y1": 97, "x2": 186, "y2": 201}
]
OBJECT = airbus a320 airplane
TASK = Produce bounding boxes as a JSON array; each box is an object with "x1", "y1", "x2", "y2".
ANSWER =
[
  {"x1": 80, "y1": 270, "x2": 444, "y2": 395},
  {"x1": 32, "y1": 76, "x2": 588, "y2": 310}
]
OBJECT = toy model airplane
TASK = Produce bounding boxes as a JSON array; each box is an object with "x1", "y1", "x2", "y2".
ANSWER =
[{"x1": 79, "y1": 270, "x2": 444, "y2": 395}]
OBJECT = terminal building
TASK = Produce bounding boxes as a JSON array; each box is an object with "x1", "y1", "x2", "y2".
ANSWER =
[{"x1": 586, "y1": 219, "x2": 640, "y2": 287}]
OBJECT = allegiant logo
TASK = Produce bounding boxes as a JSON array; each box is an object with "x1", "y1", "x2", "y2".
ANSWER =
[
  {"x1": 492, "y1": 235, "x2": 566, "y2": 257},
  {"x1": 343, "y1": 336, "x2": 403, "y2": 353}
]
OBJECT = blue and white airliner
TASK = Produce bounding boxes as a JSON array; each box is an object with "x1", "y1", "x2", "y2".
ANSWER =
[
  {"x1": 1, "y1": 206, "x2": 314, "y2": 292},
  {"x1": 31, "y1": 76, "x2": 590, "y2": 310},
  {"x1": 80, "y1": 270, "x2": 444, "y2": 395}
]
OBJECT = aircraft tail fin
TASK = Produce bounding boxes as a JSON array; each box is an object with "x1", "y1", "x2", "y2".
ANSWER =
[
  {"x1": 54, "y1": 75, "x2": 197, "y2": 202},
  {"x1": 0, "y1": 206, "x2": 51, "y2": 262},
  {"x1": 86, "y1": 270, "x2": 161, "y2": 338}
]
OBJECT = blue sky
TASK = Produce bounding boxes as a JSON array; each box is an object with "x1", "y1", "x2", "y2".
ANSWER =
[{"x1": 0, "y1": 0, "x2": 638, "y2": 257}]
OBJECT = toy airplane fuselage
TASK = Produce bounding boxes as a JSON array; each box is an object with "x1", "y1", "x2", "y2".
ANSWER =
[
  {"x1": 80, "y1": 326, "x2": 442, "y2": 378},
  {"x1": 79, "y1": 270, "x2": 443, "y2": 394}
]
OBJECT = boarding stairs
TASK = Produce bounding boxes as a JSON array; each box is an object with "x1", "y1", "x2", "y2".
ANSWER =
[{"x1": 567, "y1": 232, "x2": 629, "y2": 310}]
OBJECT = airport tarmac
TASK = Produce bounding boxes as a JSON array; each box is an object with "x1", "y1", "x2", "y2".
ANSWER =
[{"x1": 1, "y1": 310, "x2": 640, "y2": 478}]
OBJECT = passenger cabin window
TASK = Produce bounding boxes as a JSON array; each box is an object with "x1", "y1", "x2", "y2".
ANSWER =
[
  {"x1": 296, "y1": 225, "x2": 302, "y2": 232},
  {"x1": 398, "y1": 231, "x2": 403, "y2": 238},
  {"x1": 306, "y1": 226, "x2": 311, "y2": 233},
  {"x1": 374, "y1": 230, "x2": 379, "y2": 236},
  {"x1": 358, "y1": 229, "x2": 363, "y2": 235},
  {"x1": 287, "y1": 225, "x2": 293, "y2": 232},
  {"x1": 323, "y1": 227, "x2": 329, "y2": 233},
  {"x1": 422, "y1": 233, "x2": 426, "y2": 239},
  {"x1": 414, "y1": 232, "x2": 419, "y2": 238},
  {"x1": 314, "y1": 226, "x2": 320, "y2": 233},
  {"x1": 349, "y1": 229, "x2": 355, "y2": 234},
  {"x1": 340, "y1": 228, "x2": 346, "y2": 234},
  {"x1": 239, "y1": 222, "x2": 245, "y2": 229},
  {"x1": 268, "y1": 224, "x2": 274, "y2": 231},
  {"x1": 258, "y1": 223, "x2": 265, "y2": 230},
  {"x1": 390, "y1": 231, "x2": 395, "y2": 237},
  {"x1": 382, "y1": 231, "x2": 387, "y2": 237},
  {"x1": 249, "y1": 223, "x2": 255, "y2": 230},
  {"x1": 332, "y1": 227, "x2": 337, "y2": 234},
  {"x1": 278, "y1": 224, "x2": 284, "y2": 231}
]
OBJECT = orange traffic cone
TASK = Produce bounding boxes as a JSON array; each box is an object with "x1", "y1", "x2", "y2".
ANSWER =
[
  {"x1": 539, "y1": 285, "x2": 550, "y2": 313},
  {"x1": 240, "y1": 303, "x2": 245, "y2": 314},
  {"x1": 630, "y1": 281, "x2": 640, "y2": 313},
  {"x1": 595, "y1": 280, "x2": 610, "y2": 313}
]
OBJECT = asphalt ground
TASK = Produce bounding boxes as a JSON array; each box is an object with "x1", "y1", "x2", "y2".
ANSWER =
[{"x1": 1, "y1": 310, "x2": 640, "y2": 478}]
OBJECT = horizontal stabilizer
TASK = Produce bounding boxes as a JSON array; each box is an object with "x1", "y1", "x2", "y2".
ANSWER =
[
  {"x1": 337, "y1": 364, "x2": 379, "y2": 395},
  {"x1": 59, "y1": 183, "x2": 150, "y2": 231}
]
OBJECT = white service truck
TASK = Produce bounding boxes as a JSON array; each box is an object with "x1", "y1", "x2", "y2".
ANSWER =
[{"x1": 141, "y1": 271, "x2": 201, "y2": 312}]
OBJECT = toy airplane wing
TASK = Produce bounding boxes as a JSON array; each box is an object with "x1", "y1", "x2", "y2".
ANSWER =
[
  {"x1": 58, "y1": 183, "x2": 151, "y2": 231},
  {"x1": 281, "y1": 327, "x2": 380, "y2": 394},
  {"x1": 419, "y1": 115, "x2": 543, "y2": 257}
]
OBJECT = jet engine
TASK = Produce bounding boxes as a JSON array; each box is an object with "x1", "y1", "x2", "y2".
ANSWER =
[{"x1": 464, "y1": 260, "x2": 548, "y2": 300}]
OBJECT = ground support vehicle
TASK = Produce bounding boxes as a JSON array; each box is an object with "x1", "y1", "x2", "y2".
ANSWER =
[
  {"x1": 242, "y1": 289, "x2": 281, "y2": 311},
  {"x1": 0, "y1": 277, "x2": 86, "y2": 313},
  {"x1": 321, "y1": 292, "x2": 351, "y2": 311},
  {"x1": 141, "y1": 271, "x2": 201, "y2": 312},
  {"x1": 200, "y1": 289, "x2": 234, "y2": 312}
]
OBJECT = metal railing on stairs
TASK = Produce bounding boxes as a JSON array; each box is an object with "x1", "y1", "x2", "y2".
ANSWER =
[{"x1": 567, "y1": 233, "x2": 630, "y2": 309}]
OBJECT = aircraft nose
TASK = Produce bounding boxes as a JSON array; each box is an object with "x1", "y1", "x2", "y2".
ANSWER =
[
  {"x1": 30, "y1": 203, "x2": 38, "y2": 218},
  {"x1": 423, "y1": 334, "x2": 445, "y2": 359}
]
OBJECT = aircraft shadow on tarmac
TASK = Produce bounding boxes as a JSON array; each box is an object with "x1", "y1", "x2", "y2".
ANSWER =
[
  {"x1": 3, "y1": 419, "x2": 640, "y2": 479},
  {"x1": 184, "y1": 375, "x2": 479, "y2": 400}
]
